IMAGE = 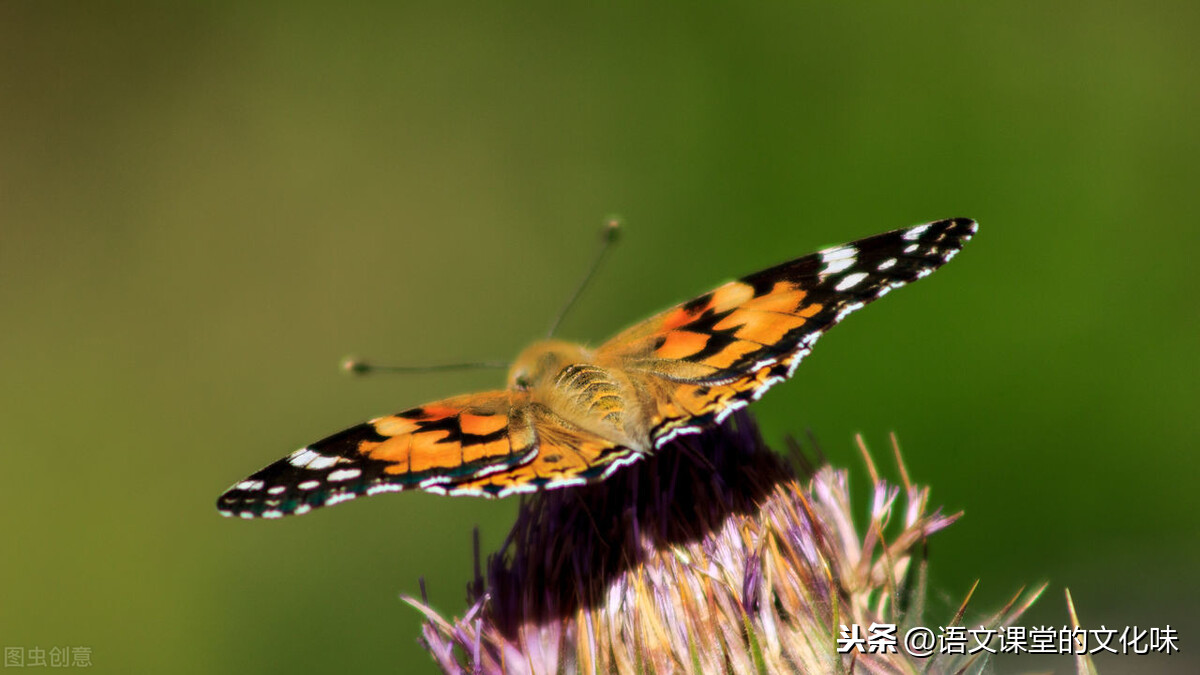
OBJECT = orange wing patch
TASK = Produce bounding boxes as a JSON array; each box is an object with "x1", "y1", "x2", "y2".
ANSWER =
[
  {"x1": 600, "y1": 274, "x2": 828, "y2": 383},
  {"x1": 654, "y1": 330, "x2": 710, "y2": 360},
  {"x1": 359, "y1": 393, "x2": 520, "y2": 476}
]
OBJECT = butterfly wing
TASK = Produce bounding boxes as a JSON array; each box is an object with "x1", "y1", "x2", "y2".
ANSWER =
[
  {"x1": 217, "y1": 391, "x2": 638, "y2": 517},
  {"x1": 596, "y1": 217, "x2": 977, "y2": 446}
]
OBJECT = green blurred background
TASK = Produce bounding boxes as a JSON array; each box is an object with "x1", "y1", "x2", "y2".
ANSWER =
[{"x1": 2, "y1": 2, "x2": 1196, "y2": 673}]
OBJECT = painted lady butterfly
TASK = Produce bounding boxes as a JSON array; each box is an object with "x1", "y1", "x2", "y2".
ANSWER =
[{"x1": 218, "y1": 218, "x2": 976, "y2": 518}]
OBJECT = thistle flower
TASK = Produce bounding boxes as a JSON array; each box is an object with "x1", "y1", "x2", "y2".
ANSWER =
[{"x1": 406, "y1": 411, "x2": 1044, "y2": 674}]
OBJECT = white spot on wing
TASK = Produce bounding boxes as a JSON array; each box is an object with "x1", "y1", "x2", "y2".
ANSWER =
[
  {"x1": 473, "y1": 447, "x2": 540, "y2": 478},
  {"x1": 834, "y1": 272, "x2": 869, "y2": 291},
  {"x1": 819, "y1": 246, "x2": 858, "y2": 278},
  {"x1": 713, "y1": 400, "x2": 749, "y2": 424},
  {"x1": 903, "y1": 223, "x2": 931, "y2": 240},
  {"x1": 298, "y1": 480, "x2": 320, "y2": 490},
  {"x1": 823, "y1": 257, "x2": 855, "y2": 275},
  {"x1": 785, "y1": 348, "x2": 811, "y2": 377},
  {"x1": 834, "y1": 301, "x2": 866, "y2": 323},
  {"x1": 877, "y1": 258, "x2": 897, "y2": 271},
  {"x1": 288, "y1": 447, "x2": 343, "y2": 470},
  {"x1": 324, "y1": 492, "x2": 357, "y2": 507},
  {"x1": 599, "y1": 453, "x2": 645, "y2": 480},
  {"x1": 366, "y1": 483, "x2": 405, "y2": 496},
  {"x1": 267, "y1": 485, "x2": 287, "y2": 495},
  {"x1": 752, "y1": 376, "x2": 784, "y2": 399},
  {"x1": 749, "y1": 357, "x2": 776, "y2": 372},
  {"x1": 821, "y1": 245, "x2": 857, "y2": 262},
  {"x1": 653, "y1": 425, "x2": 704, "y2": 449},
  {"x1": 235, "y1": 480, "x2": 265, "y2": 491},
  {"x1": 903, "y1": 243, "x2": 919, "y2": 254},
  {"x1": 307, "y1": 454, "x2": 339, "y2": 470},
  {"x1": 328, "y1": 468, "x2": 362, "y2": 482},
  {"x1": 288, "y1": 449, "x2": 317, "y2": 467},
  {"x1": 493, "y1": 482, "x2": 540, "y2": 498}
]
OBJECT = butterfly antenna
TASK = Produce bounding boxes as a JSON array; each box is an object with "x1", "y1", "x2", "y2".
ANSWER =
[
  {"x1": 547, "y1": 218, "x2": 621, "y2": 338},
  {"x1": 342, "y1": 357, "x2": 508, "y2": 376}
]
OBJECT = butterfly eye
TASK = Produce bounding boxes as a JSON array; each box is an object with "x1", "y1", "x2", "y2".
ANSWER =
[{"x1": 514, "y1": 375, "x2": 531, "y2": 391}]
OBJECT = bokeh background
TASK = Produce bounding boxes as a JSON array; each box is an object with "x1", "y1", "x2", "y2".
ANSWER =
[{"x1": 2, "y1": 2, "x2": 1196, "y2": 673}]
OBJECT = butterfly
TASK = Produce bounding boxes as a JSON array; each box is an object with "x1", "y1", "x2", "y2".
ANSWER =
[{"x1": 217, "y1": 218, "x2": 976, "y2": 518}]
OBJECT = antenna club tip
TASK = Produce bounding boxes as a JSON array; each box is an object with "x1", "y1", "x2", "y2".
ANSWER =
[
  {"x1": 341, "y1": 357, "x2": 370, "y2": 375},
  {"x1": 602, "y1": 216, "x2": 622, "y2": 242}
]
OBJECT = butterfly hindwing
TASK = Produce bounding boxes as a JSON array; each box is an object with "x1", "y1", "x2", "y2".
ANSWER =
[{"x1": 597, "y1": 218, "x2": 978, "y2": 445}]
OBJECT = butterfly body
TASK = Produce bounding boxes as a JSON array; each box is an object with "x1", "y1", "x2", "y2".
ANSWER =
[
  {"x1": 516, "y1": 344, "x2": 647, "y2": 450},
  {"x1": 218, "y1": 218, "x2": 977, "y2": 518}
]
